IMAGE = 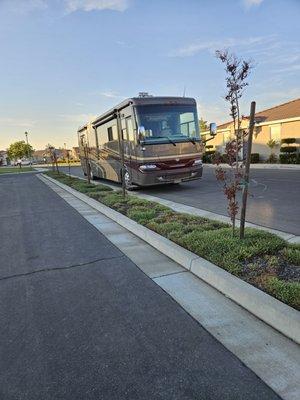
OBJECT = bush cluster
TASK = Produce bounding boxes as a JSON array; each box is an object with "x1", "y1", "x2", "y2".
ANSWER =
[
  {"x1": 279, "y1": 138, "x2": 299, "y2": 164},
  {"x1": 250, "y1": 153, "x2": 260, "y2": 163}
]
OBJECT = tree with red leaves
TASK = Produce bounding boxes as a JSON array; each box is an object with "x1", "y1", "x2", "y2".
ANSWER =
[{"x1": 215, "y1": 50, "x2": 253, "y2": 235}]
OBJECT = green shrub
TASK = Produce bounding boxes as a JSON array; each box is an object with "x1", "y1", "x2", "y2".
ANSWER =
[
  {"x1": 280, "y1": 146, "x2": 297, "y2": 153},
  {"x1": 283, "y1": 245, "x2": 300, "y2": 265},
  {"x1": 86, "y1": 185, "x2": 112, "y2": 192},
  {"x1": 179, "y1": 228, "x2": 285, "y2": 275},
  {"x1": 147, "y1": 221, "x2": 185, "y2": 237},
  {"x1": 265, "y1": 277, "x2": 300, "y2": 310},
  {"x1": 88, "y1": 192, "x2": 110, "y2": 201},
  {"x1": 250, "y1": 153, "x2": 260, "y2": 163},
  {"x1": 127, "y1": 208, "x2": 158, "y2": 224},
  {"x1": 281, "y1": 138, "x2": 296, "y2": 145},
  {"x1": 100, "y1": 192, "x2": 126, "y2": 208},
  {"x1": 203, "y1": 150, "x2": 216, "y2": 164},
  {"x1": 267, "y1": 154, "x2": 278, "y2": 163},
  {"x1": 279, "y1": 154, "x2": 298, "y2": 164},
  {"x1": 150, "y1": 211, "x2": 227, "y2": 229}
]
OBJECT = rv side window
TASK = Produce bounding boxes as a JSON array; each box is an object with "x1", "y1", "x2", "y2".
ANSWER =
[
  {"x1": 121, "y1": 118, "x2": 127, "y2": 140},
  {"x1": 107, "y1": 127, "x2": 113, "y2": 141},
  {"x1": 107, "y1": 125, "x2": 118, "y2": 142},
  {"x1": 126, "y1": 117, "x2": 134, "y2": 141}
]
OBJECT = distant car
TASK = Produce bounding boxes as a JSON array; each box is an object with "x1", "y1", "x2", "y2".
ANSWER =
[
  {"x1": 13, "y1": 159, "x2": 31, "y2": 166},
  {"x1": 21, "y1": 159, "x2": 31, "y2": 166}
]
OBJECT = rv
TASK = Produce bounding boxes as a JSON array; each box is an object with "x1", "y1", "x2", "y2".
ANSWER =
[{"x1": 78, "y1": 95, "x2": 213, "y2": 189}]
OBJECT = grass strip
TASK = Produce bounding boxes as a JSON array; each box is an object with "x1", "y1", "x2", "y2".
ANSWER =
[{"x1": 0, "y1": 167, "x2": 34, "y2": 174}]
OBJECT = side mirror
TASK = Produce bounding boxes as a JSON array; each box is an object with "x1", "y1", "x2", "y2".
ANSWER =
[{"x1": 209, "y1": 122, "x2": 217, "y2": 137}]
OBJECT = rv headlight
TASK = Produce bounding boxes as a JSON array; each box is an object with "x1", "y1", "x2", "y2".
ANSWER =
[
  {"x1": 193, "y1": 159, "x2": 202, "y2": 166},
  {"x1": 139, "y1": 164, "x2": 158, "y2": 171}
]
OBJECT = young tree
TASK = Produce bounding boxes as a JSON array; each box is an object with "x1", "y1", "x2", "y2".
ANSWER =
[
  {"x1": 214, "y1": 50, "x2": 253, "y2": 236},
  {"x1": 199, "y1": 118, "x2": 208, "y2": 132},
  {"x1": 45, "y1": 144, "x2": 59, "y2": 173},
  {"x1": 7, "y1": 141, "x2": 34, "y2": 162},
  {"x1": 266, "y1": 139, "x2": 279, "y2": 163}
]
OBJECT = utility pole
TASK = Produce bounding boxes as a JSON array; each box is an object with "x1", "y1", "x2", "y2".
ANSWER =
[
  {"x1": 240, "y1": 101, "x2": 256, "y2": 239},
  {"x1": 25, "y1": 131, "x2": 31, "y2": 165},
  {"x1": 64, "y1": 142, "x2": 71, "y2": 177}
]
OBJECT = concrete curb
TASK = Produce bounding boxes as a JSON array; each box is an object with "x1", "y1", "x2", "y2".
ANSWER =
[{"x1": 40, "y1": 173, "x2": 300, "y2": 344}]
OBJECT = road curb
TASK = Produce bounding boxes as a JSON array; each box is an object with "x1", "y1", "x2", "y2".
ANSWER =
[{"x1": 40, "y1": 174, "x2": 300, "y2": 344}]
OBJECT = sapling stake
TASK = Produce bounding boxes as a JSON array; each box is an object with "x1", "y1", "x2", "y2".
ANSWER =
[{"x1": 240, "y1": 101, "x2": 256, "y2": 239}]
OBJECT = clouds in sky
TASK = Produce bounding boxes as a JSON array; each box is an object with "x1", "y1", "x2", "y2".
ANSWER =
[
  {"x1": 64, "y1": 0, "x2": 130, "y2": 13},
  {"x1": 169, "y1": 36, "x2": 273, "y2": 57},
  {"x1": 99, "y1": 91, "x2": 125, "y2": 99},
  {"x1": 243, "y1": 0, "x2": 264, "y2": 8},
  {"x1": 59, "y1": 113, "x2": 97, "y2": 123},
  {"x1": 0, "y1": 0, "x2": 48, "y2": 14},
  {"x1": 0, "y1": 118, "x2": 36, "y2": 128},
  {"x1": 2, "y1": 0, "x2": 130, "y2": 14}
]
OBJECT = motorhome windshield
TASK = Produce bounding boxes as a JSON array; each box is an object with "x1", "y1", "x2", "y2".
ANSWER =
[{"x1": 135, "y1": 104, "x2": 200, "y2": 144}]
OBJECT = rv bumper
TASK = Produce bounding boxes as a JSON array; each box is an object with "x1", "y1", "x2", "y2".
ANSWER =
[{"x1": 135, "y1": 165, "x2": 203, "y2": 186}]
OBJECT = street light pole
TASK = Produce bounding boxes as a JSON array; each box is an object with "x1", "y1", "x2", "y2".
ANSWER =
[
  {"x1": 24, "y1": 131, "x2": 31, "y2": 165},
  {"x1": 64, "y1": 142, "x2": 71, "y2": 177}
]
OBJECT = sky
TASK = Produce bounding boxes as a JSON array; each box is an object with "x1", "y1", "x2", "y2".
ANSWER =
[{"x1": 0, "y1": 0, "x2": 299, "y2": 150}]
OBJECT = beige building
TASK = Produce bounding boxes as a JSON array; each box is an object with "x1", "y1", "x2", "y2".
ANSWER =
[{"x1": 203, "y1": 98, "x2": 300, "y2": 161}]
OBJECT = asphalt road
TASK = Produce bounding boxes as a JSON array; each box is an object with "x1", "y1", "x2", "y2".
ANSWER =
[
  {"x1": 60, "y1": 165, "x2": 300, "y2": 235},
  {"x1": 0, "y1": 173, "x2": 281, "y2": 400}
]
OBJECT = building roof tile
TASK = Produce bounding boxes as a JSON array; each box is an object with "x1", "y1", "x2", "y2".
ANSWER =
[{"x1": 215, "y1": 98, "x2": 300, "y2": 128}]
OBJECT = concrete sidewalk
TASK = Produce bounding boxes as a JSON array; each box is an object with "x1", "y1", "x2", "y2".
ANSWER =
[{"x1": 0, "y1": 173, "x2": 282, "y2": 399}]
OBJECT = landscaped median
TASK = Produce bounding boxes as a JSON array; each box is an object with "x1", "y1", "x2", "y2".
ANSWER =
[
  {"x1": 42, "y1": 170, "x2": 300, "y2": 342},
  {"x1": 44, "y1": 170, "x2": 300, "y2": 309}
]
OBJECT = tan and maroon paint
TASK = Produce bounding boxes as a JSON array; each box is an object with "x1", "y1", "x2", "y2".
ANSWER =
[{"x1": 78, "y1": 96, "x2": 204, "y2": 187}]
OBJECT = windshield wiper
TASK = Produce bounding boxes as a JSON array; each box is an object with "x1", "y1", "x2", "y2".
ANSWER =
[
  {"x1": 154, "y1": 136, "x2": 177, "y2": 146},
  {"x1": 186, "y1": 137, "x2": 196, "y2": 145},
  {"x1": 176, "y1": 133, "x2": 196, "y2": 145}
]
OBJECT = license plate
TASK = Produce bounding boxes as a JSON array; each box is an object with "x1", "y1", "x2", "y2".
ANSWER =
[{"x1": 174, "y1": 179, "x2": 182, "y2": 183}]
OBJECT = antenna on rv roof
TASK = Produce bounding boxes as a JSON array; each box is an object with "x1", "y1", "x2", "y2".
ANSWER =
[
  {"x1": 138, "y1": 92, "x2": 152, "y2": 98},
  {"x1": 183, "y1": 85, "x2": 186, "y2": 97}
]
